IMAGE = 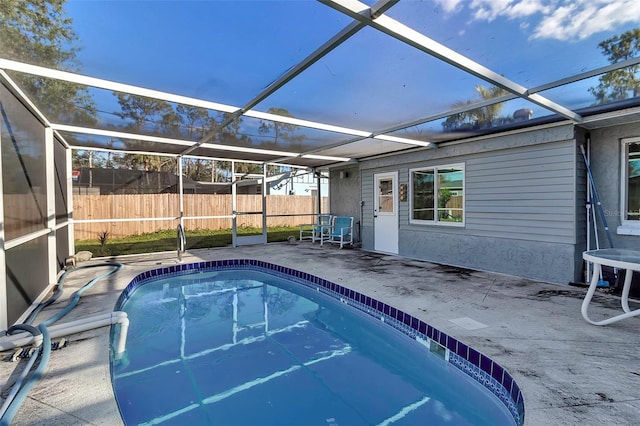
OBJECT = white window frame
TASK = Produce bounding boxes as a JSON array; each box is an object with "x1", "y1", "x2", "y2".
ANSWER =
[
  {"x1": 618, "y1": 137, "x2": 640, "y2": 235},
  {"x1": 409, "y1": 162, "x2": 465, "y2": 227}
]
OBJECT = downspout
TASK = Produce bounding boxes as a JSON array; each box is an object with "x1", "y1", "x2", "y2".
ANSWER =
[
  {"x1": 585, "y1": 134, "x2": 592, "y2": 281},
  {"x1": 359, "y1": 199, "x2": 364, "y2": 244}
]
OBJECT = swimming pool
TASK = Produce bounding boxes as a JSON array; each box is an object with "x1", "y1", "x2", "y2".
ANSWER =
[{"x1": 111, "y1": 259, "x2": 524, "y2": 425}]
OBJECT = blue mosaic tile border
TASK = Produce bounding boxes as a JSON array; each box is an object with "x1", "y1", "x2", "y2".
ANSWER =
[{"x1": 119, "y1": 259, "x2": 525, "y2": 425}]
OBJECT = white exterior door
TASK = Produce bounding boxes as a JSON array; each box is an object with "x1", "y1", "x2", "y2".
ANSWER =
[{"x1": 374, "y1": 172, "x2": 398, "y2": 254}]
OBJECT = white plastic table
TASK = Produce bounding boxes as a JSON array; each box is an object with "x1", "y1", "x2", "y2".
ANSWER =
[{"x1": 582, "y1": 248, "x2": 640, "y2": 325}]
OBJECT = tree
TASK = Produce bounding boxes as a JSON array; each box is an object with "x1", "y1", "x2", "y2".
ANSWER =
[
  {"x1": 114, "y1": 93, "x2": 177, "y2": 174},
  {"x1": 72, "y1": 149, "x2": 105, "y2": 170},
  {"x1": 589, "y1": 29, "x2": 640, "y2": 104},
  {"x1": 115, "y1": 93, "x2": 173, "y2": 131},
  {"x1": 442, "y1": 84, "x2": 511, "y2": 131},
  {"x1": 258, "y1": 107, "x2": 306, "y2": 150},
  {"x1": 257, "y1": 107, "x2": 303, "y2": 179},
  {"x1": 233, "y1": 161, "x2": 263, "y2": 178},
  {"x1": 177, "y1": 105, "x2": 214, "y2": 140},
  {"x1": 177, "y1": 105, "x2": 216, "y2": 182},
  {"x1": 0, "y1": 0, "x2": 96, "y2": 125}
]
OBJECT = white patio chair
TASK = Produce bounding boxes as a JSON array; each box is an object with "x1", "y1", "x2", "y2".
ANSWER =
[{"x1": 299, "y1": 214, "x2": 333, "y2": 243}]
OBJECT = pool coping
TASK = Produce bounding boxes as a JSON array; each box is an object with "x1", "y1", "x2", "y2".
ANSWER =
[{"x1": 118, "y1": 258, "x2": 525, "y2": 425}]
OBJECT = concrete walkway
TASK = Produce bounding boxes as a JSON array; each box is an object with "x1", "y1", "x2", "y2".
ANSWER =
[{"x1": 1, "y1": 242, "x2": 639, "y2": 425}]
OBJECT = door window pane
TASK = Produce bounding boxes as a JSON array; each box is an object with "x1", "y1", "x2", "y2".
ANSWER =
[{"x1": 378, "y1": 178, "x2": 394, "y2": 213}]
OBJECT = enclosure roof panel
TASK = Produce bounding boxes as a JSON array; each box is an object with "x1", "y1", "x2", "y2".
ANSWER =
[{"x1": 1, "y1": 0, "x2": 639, "y2": 169}]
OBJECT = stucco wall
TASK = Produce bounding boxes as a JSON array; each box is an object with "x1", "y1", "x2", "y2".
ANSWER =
[
  {"x1": 330, "y1": 121, "x2": 640, "y2": 284},
  {"x1": 399, "y1": 231, "x2": 576, "y2": 284},
  {"x1": 334, "y1": 123, "x2": 586, "y2": 284},
  {"x1": 329, "y1": 165, "x2": 362, "y2": 242},
  {"x1": 588, "y1": 121, "x2": 640, "y2": 249}
]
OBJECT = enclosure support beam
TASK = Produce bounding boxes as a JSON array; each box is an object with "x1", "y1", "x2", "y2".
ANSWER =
[
  {"x1": 178, "y1": 156, "x2": 184, "y2": 231},
  {"x1": 45, "y1": 127, "x2": 57, "y2": 287},
  {"x1": 262, "y1": 165, "x2": 267, "y2": 244},
  {"x1": 182, "y1": 5, "x2": 373, "y2": 156},
  {"x1": 0, "y1": 109, "x2": 6, "y2": 331},
  {"x1": 320, "y1": 0, "x2": 583, "y2": 123},
  {"x1": 66, "y1": 147, "x2": 75, "y2": 255},
  {"x1": 231, "y1": 161, "x2": 237, "y2": 247}
]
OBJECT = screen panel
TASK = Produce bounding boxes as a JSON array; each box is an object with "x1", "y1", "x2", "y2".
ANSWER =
[{"x1": 1, "y1": 83, "x2": 48, "y2": 241}]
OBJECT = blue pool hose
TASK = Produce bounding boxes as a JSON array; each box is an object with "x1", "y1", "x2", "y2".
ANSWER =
[{"x1": 0, "y1": 262, "x2": 122, "y2": 426}]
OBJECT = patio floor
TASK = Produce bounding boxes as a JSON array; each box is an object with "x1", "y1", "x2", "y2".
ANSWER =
[{"x1": 1, "y1": 242, "x2": 639, "y2": 425}]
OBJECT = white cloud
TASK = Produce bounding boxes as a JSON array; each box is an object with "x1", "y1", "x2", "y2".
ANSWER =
[
  {"x1": 455, "y1": 0, "x2": 640, "y2": 41},
  {"x1": 531, "y1": 0, "x2": 640, "y2": 40},
  {"x1": 504, "y1": 0, "x2": 552, "y2": 19},
  {"x1": 530, "y1": 4, "x2": 576, "y2": 39},
  {"x1": 433, "y1": 0, "x2": 465, "y2": 14},
  {"x1": 469, "y1": 0, "x2": 517, "y2": 21}
]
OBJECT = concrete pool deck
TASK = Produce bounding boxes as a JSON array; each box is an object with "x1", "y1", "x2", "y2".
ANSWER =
[{"x1": 1, "y1": 242, "x2": 639, "y2": 425}]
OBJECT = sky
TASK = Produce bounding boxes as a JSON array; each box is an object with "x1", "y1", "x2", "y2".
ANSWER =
[
  {"x1": 58, "y1": 0, "x2": 640, "y2": 136},
  {"x1": 433, "y1": 0, "x2": 640, "y2": 41}
]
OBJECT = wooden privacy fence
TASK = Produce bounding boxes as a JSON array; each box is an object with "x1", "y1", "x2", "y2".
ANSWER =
[
  {"x1": 3, "y1": 194, "x2": 47, "y2": 241},
  {"x1": 73, "y1": 194, "x2": 328, "y2": 239}
]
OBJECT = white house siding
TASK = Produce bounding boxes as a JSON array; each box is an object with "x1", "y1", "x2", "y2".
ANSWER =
[{"x1": 352, "y1": 124, "x2": 583, "y2": 284}]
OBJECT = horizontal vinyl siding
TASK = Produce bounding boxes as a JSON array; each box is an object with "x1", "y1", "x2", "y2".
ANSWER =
[
  {"x1": 469, "y1": 217, "x2": 574, "y2": 229},
  {"x1": 466, "y1": 175, "x2": 574, "y2": 187},
  {"x1": 465, "y1": 141, "x2": 576, "y2": 243}
]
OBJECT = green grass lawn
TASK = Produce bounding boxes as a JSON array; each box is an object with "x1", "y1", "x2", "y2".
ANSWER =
[{"x1": 75, "y1": 226, "x2": 302, "y2": 257}]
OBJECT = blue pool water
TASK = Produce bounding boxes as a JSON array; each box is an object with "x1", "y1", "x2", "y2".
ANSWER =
[{"x1": 111, "y1": 261, "x2": 520, "y2": 425}]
